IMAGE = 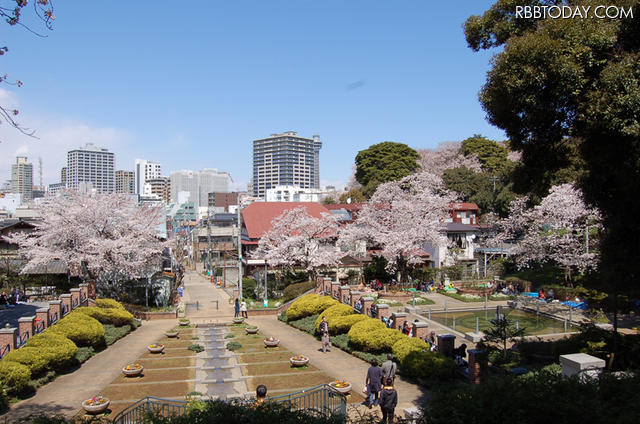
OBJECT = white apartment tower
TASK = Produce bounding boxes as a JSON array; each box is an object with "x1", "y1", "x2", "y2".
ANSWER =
[
  {"x1": 66, "y1": 143, "x2": 115, "y2": 193},
  {"x1": 11, "y1": 156, "x2": 33, "y2": 201},
  {"x1": 252, "y1": 131, "x2": 322, "y2": 198},
  {"x1": 134, "y1": 159, "x2": 162, "y2": 195},
  {"x1": 170, "y1": 169, "x2": 229, "y2": 207}
]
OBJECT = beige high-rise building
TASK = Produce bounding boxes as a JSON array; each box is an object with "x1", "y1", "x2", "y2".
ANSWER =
[
  {"x1": 115, "y1": 170, "x2": 135, "y2": 194},
  {"x1": 143, "y1": 177, "x2": 171, "y2": 203},
  {"x1": 11, "y1": 156, "x2": 33, "y2": 201}
]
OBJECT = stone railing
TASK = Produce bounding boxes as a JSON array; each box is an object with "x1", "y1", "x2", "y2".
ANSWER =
[{"x1": 0, "y1": 282, "x2": 95, "y2": 359}]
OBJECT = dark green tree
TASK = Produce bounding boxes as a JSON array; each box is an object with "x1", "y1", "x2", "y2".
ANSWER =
[
  {"x1": 464, "y1": 1, "x2": 640, "y2": 346},
  {"x1": 461, "y1": 134, "x2": 510, "y2": 175},
  {"x1": 483, "y1": 312, "x2": 526, "y2": 363},
  {"x1": 355, "y1": 142, "x2": 420, "y2": 198}
]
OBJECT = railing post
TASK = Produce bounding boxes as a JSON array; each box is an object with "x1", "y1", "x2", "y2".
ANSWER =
[
  {"x1": 70, "y1": 288, "x2": 81, "y2": 310},
  {"x1": 49, "y1": 300, "x2": 62, "y2": 323},
  {"x1": 36, "y1": 307, "x2": 50, "y2": 330},
  {"x1": 18, "y1": 316, "x2": 35, "y2": 345},
  {"x1": 79, "y1": 283, "x2": 89, "y2": 306},
  {"x1": 0, "y1": 326, "x2": 17, "y2": 357},
  {"x1": 60, "y1": 294, "x2": 72, "y2": 316}
]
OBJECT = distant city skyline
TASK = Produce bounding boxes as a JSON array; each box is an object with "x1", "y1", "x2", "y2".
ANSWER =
[{"x1": 0, "y1": 1, "x2": 505, "y2": 191}]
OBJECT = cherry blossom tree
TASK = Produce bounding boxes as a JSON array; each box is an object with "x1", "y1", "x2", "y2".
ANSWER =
[
  {"x1": 500, "y1": 184, "x2": 602, "y2": 285},
  {"x1": 417, "y1": 141, "x2": 482, "y2": 177},
  {"x1": 254, "y1": 206, "x2": 342, "y2": 281},
  {"x1": 7, "y1": 191, "x2": 167, "y2": 296},
  {"x1": 339, "y1": 171, "x2": 456, "y2": 281}
]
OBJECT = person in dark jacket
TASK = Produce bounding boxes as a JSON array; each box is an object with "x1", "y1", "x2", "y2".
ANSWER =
[
  {"x1": 364, "y1": 358, "x2": 384, "y2": 408},
  {"x1": 234, "y1": 298, "x2": 240, "y2": 318},
  {"x1": 379, "y1": 377, "x2": 398, "y2": 423}
]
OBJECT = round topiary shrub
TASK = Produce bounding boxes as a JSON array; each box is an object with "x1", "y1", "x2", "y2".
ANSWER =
[
  {"x1": 95, "y1": 298, "x2": 126, "y2": 310},
  {"x1": 392, "y1": 337, "x2": 457, "y2": 380},
  {"x1": 49, "y1": 312, "x2": 105, "y2": 347},
  {"x1": 0, "y1": 361, "x2": 31, "y2": 393},
  {"x1": 286, "y1": 294, "x2": 340, "y2": 321},
  {"x1": 2, "y1": 347, "x2": 50, "y2": 376},
  {"x1": 314, "y1": 303, "x2": 355, "y2": 333},
  {"x1": 26, "y1": 332, "x2": 78, "y2": 371},
  {"x1": 74, "y1": 306, "x2": 134, "y2": 326},
  {"x1": 330, "y1": 314, "x2": 368, "y2": 334},
  {"x1": 348, "y1": 318, "x2": 402, "y2": 352}
]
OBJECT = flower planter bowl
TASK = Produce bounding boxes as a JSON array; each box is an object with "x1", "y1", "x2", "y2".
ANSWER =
[
  {"x1": 178, "y1": 320, "x2": 190, "y2": 326},
  {"x1": 82, "y1": 398, "x2": 110, "y2": 414},
  {"x1": 263, "y1": 338, "x2": 280, "y2": 347},
  {"x1": 147, "y1": 344, "x2": 165, "y2": 353},
  {"x1": 245, "y1": 326, "x2": 259, "y2": 335},
  {"x1": 122, "y1": 364, "x2": 143, "y2": 377},
  {"x1": 232, "y1": 317, "x2": 244, "y2": 324},
  {"x1": 165, "y1": 331, "x2": 179, "y2": 338},
  {"x1": 289, "y1": 356, "x2": 309, "y2": 367},
  {"x1": 329, "y1": 381, "x2": 352, "y2": 394}
]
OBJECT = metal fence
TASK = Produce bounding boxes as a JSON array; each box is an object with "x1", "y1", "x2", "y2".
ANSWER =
[{"x1": 111, "y1": 396, "x2": 188, "y2": 424}]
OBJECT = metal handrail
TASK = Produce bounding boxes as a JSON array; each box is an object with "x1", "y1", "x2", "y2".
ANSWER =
[
  {"x1": 112, "y1": 396, "x2": 188, "y2": 424},
  {"x1": 34, "y1": 321, "x2": 45, "y2": 335},
  {"x1": 16, "y1": 331, "x2": 30, "y2": 348},
  {"x1": 72, "y1": 298, "x2": 79, "y2": 309},
  {"x1": 61, "y1": 303, "x2": 68, "y2": 317},
  {"x1": 49, "y1": 311, "x2": 59, "y2": 325},
  {"x1": 0, "y1": 344, "x2": 9, "y2": 359}
]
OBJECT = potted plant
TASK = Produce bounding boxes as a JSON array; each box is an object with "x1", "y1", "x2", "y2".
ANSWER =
[
  {"x1": 245, "y1": 326, "x2": 259, "y2": 334},
  {"x1": 148, "y1": 343, "x2": 165, "y2": 353},
  {"x1": 122, "y1": 363, "x2": 144, "y2": 377},
  {"x1": 82, "y1": 396, "x2": 110, "y2": 414},
  {"x1": 328, "y1": 380, "x2": 351, "y2": 394},
  {"x1": 263, "y1": 337, "x2": 280, "y2": 347},
  {"x1": 232, "y1": 317, "x2": 244, "y2": 324},
  {"x1": 165, "y1": 330, "x2": 179, "y2": 338},
  {"x1": 178, "y1": 318, "x2": 190, "y2": 326},
  {"x1": 289, "y1": 355, "x2": 309, "y2": 367}
]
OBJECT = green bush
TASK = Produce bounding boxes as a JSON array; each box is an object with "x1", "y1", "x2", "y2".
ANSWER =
[
  {"x1": 25, "y1": 332, "x2": 78, "y2": 371},
  {"x1": 95, "y1": 298, "x2": 126, "y2": 310},
  {"x1": 3, "y1": 347, "x2": 51, "y2": 376},
  {"x1": 49, "y1": 312, "x2": 105, "y2": 347},
  {"x1": 188, "y1": 344, "x2": 204, "y2": 353},
  {"x1": 314, "y1": 304, "x2": 355, "y2": 333},
  {"x1": 0, "y1": 361, "x2": 31, "y2": 393},
  {"x1": 286, "y1": 294, "x2": 339, "y2": 321},
  {"x1": 392, "y1": 337, "x2": 456, "y2": 380},
  {"x1": 104, "y1": 324, "x2": 132, "y2": 345},
  {"x1": 226, "y1": 341, "x2": 242, "y2": 351},
  {"x1": 289, "y1": 314, "x2": 319, "y2": 335},
  {"x1": 74, "y1": 306, "x2": 134, "y2": 326},
  {"x1": 74, "y1": 346, "x2": 95, "y2": 363},
  {"x1": 0, "y1": 384, "x2": 7, "y2": 412},
  {"x1": 330, "y1": 314, "x2": 368, "y2": 334},
  {"x1": 348, "y1": 318, "x2": 401, "y2": 352},
  {"x1": 282, "y1": 281, "x2": 316, "y2": 302},
  {"x1": 242, "y1": 278, "x2": 257, "y2": 300}
]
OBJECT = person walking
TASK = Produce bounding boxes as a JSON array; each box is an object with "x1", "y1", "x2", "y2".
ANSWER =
[
  {"x1": 379, "y1": 377, "x2": 398, "y2": 424},
  {"x1": 319, "y1": 316, "x2": 330, "y2": 353},
  {"x1": 364, "y1": 358, "x2": 383, "y2": 408},
  {"x1": 234, "y1": 298, "x2": 240, "y2": 318},
  {"x1": 240, "y1": 299, "x2": 248, "y2": 318},
  {"x1": 381, "y1": 354, "x2": 397, "y2": 385}
]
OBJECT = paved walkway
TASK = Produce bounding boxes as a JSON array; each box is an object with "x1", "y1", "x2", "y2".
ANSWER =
[
  {"x1": 181, "y1": 270, "x2": 236, "y2": 322},
  {"x1": 4, "y1": 319, "x2": 175, "y2": 421},
  {"x1": 246, "y1": 314, "x2": 430, "y2": 412}
]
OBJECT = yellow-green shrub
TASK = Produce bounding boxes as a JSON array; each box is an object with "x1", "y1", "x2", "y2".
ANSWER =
[
  {"x1": 26, "y1": 332, "x2": 78, "y2": 371},
  {"x1": 0, "y1": 361, "x2": 31, "y2": 393},
  {"x1": 286, "y1": 294, "x2": 340, "y2": 321},
  {"x1": 314, "y1": 304, "x2": 355, "y2": 332},
  {"x1": 330, "y1": 314, "x2": 368, "y2": 334},
  {"x1": 392, "y1": 337, "x2": 457, "y2": 380},
  {"x1": 74, "y1": 306, "x2": 134, "y2": 326},
  {"x1": 95, "y1": 298, "x2": 126, "y2": 310},
  {"x1": 347, "y1": 318, "x2": 402, "y2": 352},
  {"x1": 2, "y1": 347, "x2": 50, "y2": 376},
  {"x1": 49, "y1": 312, "x2": 105, "y2": 347}
]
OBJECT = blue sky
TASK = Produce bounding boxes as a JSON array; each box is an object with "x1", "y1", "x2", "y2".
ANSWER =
[{"x1": 0, "y1": 0, "x2": 504, "y2": 190}]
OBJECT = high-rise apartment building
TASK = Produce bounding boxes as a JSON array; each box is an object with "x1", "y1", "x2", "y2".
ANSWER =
[
  {"x1": 144, "y1": 177, "x2": 171, "y2": 203},
  {"x1": 115, "y1": 170, "x2": 135, "y2": 194},
  {"x1": 252, "y1": 131, "x2": 322, "y2": 198},
  {"x1": 11, "y1": 156, "x2": 33, "y2": 201},
  {"x1": 60, "y1": 167, "x2": 67, "y2": 186},
  {"x1": 170, "y1": 169, "x2": 229, "y2": 207},
  {"x1": 66, "y1": 143, "x2": 115, "y2": 194},
  {"x1": 134, "y1": 159, "x2": 162, "y2": 195}
]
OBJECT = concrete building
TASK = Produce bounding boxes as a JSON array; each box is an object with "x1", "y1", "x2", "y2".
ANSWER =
[
  {"x1": 252, "y1": 131, "x2": 322, "y2": 198},
  {"x1": 207, "y1": 192, "x2": 238, "y2": 212},
  {"x1": 115, "y1": 170, "x2": 135, "y2": 194},
  {"x1": 60, "y1": 167, "x2": 67, "y2": 186},
  {"x1": 134, "y1": 159, "x2": 162, "y2": 195},
  {"x1": 11, "y1": 156, "x2": 33, "y2": 201},
  {"x1": 265, "y1": 185, "x2": 329, "y2": 202},
  {"x1": 47, "y1": 182, "x2": 65, "y2": 195},
  {"x1": 170, "y1": 169, "x2": 229, "y2": 207},
  {"x1": 66, "y1": 143, "x2": 115, "y2": 194},
  {"x1": 144, "y1": 177, "x2": 171, "y2": 203},
  {"x1": 0, "y1": 193, "x2": 23, "y2": 216}
]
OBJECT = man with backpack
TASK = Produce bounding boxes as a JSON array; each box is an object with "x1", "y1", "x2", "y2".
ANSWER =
[{"x1": 381, "y1": 354, "x2": 397, "y2": 385}]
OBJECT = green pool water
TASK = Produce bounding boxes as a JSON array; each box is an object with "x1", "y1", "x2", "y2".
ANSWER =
[{"x1": 428, "y1": 308, "x2": 574, "y2": 335}]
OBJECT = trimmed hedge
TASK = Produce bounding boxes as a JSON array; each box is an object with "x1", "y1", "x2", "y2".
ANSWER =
[
  {"x1": 0, "y1": 361, "x2": 31, "y2": 393},
  {"x1": 2, "y1": 348, "x2": 51, "y2": 376},
  {"x1": 282, "y1": 281, "x2": 315, "y2": 302},
  {"x1": 286, "y1": 294, "x2": 339, "y2": 321},
  {"x1": 314, "y1": 304, "x2": 355, "y2": 333},
  {"x1": 49, "y1": 311, "x2": 105, "y2": 347},
  {"x1": 25, "y1": 332, "x2": 78, "y2": 371},
  {"x1": 330, "y1": 314, "x2": 368, "y2": 334},
  {"x1": 392, "y1": 337, "x2": 456, "y2": 380},
  {"x1": 74, "y1": 306, "x2": 134, "y2": 326},
  {"x1": 95, "y1": 298, "x2": 126, "y2": 310},
  {"x1": 348, "y1": 318, "x2": 402, "y2": 352}
]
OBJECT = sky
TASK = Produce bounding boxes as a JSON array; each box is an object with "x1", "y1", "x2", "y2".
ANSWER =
[{"x1": 0, "y1": 0, "x2": 505, "y2": 191}]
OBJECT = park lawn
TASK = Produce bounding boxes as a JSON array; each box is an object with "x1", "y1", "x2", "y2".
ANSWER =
[
  {"x1": 160, "y1": 339, "x2": 194, "y2": 348},
  {"x1": 138, "y1": 357, "x2": 196, "y2": 369},
  {"x1": 101, "y1": 381, "x2": 193, "y2": 401},
  {"x1": 141, "y1": 349, "x2": 195, "y2": 358},
  {"x1": 237, "y1": 351, "x2": 296, "y2": 364},
  {"x1": 236, "y1": 344, "x2": 286, "y2": 353},
  {"x1": 113, "y1": 367, "x2": 194, "y2": 384},
  {"x1": 247, "y1": 372, "x2": 329, "y2": 391},
  {"x1": 242, "y1": 361, "x2": 319, "y2": 376}
]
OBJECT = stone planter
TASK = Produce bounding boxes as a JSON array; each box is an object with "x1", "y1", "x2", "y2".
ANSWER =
[
  {"x1": 147, "y1": 344, "x2": 164, "y2": 353},
  {"x1": 178, "y1": 319, "x2": 190, "y2": 326},
  {"x1": 233, "y1": 317, "x2": 244, "y2": 324},
  {"x1": 165, "y1": 331, "x2": 179, "y2": 338},
  {"x1": 122, "y1": 364, "x2": 144, "y2": 377},
  {"x1": 328, "y1": 381, "x2": 352, "y2": 394},
  {"x1": 245, "y1": 326, "x2": 259, "y2": 334},
  {"x1": 82, "y1": 398, "x2": 110, "y2": 414},
  {"x1": 263, "y1": 338, "x2": 280, "y2": 347},
  {"x1": 289, "y1": 356, "x2": 309, "y2": 367}
]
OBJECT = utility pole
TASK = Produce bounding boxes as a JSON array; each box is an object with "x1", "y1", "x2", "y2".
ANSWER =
[
  {"x1": 237, "y1": 204, "x2": 243, "y2": 299},
  {"x1": 207, "y1": 206, "x2": 212, "y2": 276}
]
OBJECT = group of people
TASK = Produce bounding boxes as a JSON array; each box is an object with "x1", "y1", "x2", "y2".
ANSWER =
[
  {"x1": 0, "y1": 289, "x2": 26, "y2": 307},
  {"x1": 234, "y1": 298, "x2": 248, "y2": 318},
  {"x1": 364, "y1": 355, "x2": 398, "y2": 423}
]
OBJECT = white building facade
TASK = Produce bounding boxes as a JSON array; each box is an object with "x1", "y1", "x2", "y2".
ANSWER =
[
  {"x1": 134, "y1": 159, "x2": 162, "y2": 195},
  {"x1": 66, "y1": 143, "x2": 115, "y2": 194},
  {"x1": 170, "y1": 169, "x2": 229, "y2": 207}
]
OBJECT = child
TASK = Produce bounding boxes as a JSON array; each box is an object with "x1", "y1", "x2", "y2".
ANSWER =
[{"x1": 379, "y1": 377, "x2": 398, "y2": 424}]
